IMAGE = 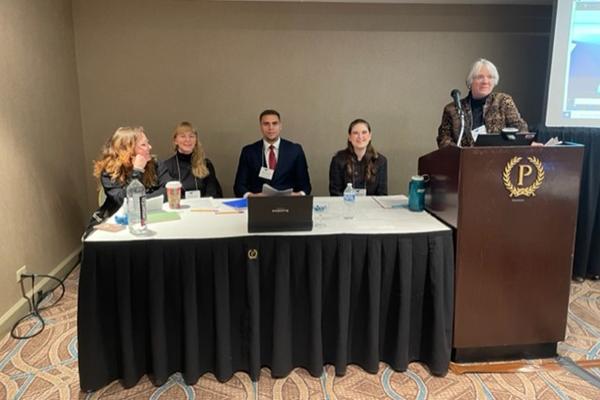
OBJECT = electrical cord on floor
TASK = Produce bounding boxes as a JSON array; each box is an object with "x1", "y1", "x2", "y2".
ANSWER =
[{"x1": 10, "y1": 273, "x2": 66, "y2": 340}]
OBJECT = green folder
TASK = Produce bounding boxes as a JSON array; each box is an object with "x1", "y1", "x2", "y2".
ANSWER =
[{"x1": 147, "y1": 210, "x2": 181, "y2": 224}]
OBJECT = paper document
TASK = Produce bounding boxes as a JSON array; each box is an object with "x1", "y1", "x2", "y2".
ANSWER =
[
  {"x1": 372, "y1": 195, "x2": 408, "y2": 209},
  {"x1": 186, "y1": 198, "x2": 215, "y2": 209},
  {"x1": 94, "y1": 223, "x2": 126, "y2": 232},
  {"x1": 147, "y1": 211, "x2": 181, "y2": 223},
  {"x1": 471, "y1": 125, "x2": 488, "y2": 143},
  {"x1": 544, "y1": 137, "x2": 563, "y2": 146},
  {"x1": 262, "y1": 184, "x2": 293, "y2": 196},
  {"x1": 147, "y1": 196, "x2": 164, "y2": 212}
]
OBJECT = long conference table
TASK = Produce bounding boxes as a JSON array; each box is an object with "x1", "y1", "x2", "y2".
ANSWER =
[{"x1": 78, "y1": 196, "x2": 454, "y2": 392}]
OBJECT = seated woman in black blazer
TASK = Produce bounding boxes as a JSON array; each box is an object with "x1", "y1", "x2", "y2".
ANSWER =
[
  {"x1": 160, "y1": 121, "x2": 223, "y2": 198},
  {"x1": 329, "y1": 118, "x2": 388, "y2": 196}
]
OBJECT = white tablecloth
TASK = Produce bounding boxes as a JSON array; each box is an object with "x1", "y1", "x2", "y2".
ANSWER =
[{"x1": 86, "y1": 195, "x2": 450, "y2": 242}]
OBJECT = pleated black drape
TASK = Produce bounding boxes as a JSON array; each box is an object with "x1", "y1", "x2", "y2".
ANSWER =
[
  {"x1": 78, "y1": 232, "x2": 454, "y2": 392},
  {"x1": 534, "y1": 125, "x2": 600, "y2": 278}
]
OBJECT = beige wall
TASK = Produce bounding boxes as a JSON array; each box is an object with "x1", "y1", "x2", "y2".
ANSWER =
[
  {"x1": 0, "y1": 0, "x2": 551, "y2": 324},
  {"x1": 74, "y1": 1, "x2": 551, "y2": 205},
  {"x1": 0, "y1": 1, "x2": 86, "y2": 316}
]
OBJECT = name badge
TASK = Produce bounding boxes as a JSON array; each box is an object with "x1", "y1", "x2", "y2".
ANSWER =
[
  {"x1": 186, "y1": 190, "x2": 201, "y2": 199},
  {"x1": 259, "y1": 167, "x2": 274, "y2": 180},
  {"x1": 471, "y1": 125, "x2": 487, "y2": 142}
]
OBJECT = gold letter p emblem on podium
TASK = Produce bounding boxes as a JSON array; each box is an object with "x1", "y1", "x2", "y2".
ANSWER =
[
  {"x1": 503, "y1": 156, "x2": 545, "y2": 197},
  {"x1": 517, "y1": 164, "x2": 533, "y2": 186}
]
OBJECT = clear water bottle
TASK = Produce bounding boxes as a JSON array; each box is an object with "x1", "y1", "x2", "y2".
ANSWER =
[
  {"x1": 127, "y1": 178, "x2": 147, "y2": 235},
  {"x1": 343, "y1": 183, "x2": 356, "y2": 219}
]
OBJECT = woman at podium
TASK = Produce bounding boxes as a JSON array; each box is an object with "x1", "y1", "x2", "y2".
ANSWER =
[
  {"x1": 437, "y1": 58, "x2": 528, "y2": 148},
  {"x1": 329, "y1": 118, "x2": 388, "y2": 196},
  {"x1": 159, "y1": 121, "x2": 223, "y2": 198}
]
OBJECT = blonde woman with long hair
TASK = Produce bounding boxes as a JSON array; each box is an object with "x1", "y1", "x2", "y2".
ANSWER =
[
  {"x1": 87, "y1": 126, "x2": 164, "y2": 231},
  {"x1": 160, "y1": 121, "x2": 223, "y2": 198}
]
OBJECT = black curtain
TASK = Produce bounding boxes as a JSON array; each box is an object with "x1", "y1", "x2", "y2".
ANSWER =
[{"x1": 534, "y1": 125, "x2": 600, "y2": 278}]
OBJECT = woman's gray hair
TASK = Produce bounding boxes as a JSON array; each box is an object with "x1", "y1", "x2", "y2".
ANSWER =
[{"x1": 466, "y1": 58, "x2": 500, "y2": 88}]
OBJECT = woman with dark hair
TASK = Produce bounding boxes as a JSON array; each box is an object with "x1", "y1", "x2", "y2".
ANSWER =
[
  {"x1": 329, "y1": 119, "x2": 388, "y2": 196},
  {"x1": 160, "y1": 121, "x2": 223, "y2": 198}
]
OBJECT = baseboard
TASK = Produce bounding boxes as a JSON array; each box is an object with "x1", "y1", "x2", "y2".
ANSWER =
[
  {"x1": 0, "y1": 247, "x2": 81, "y2": 338},
  {"x1": 452, "y1": 343, "x2": 558, "y2": 363}
]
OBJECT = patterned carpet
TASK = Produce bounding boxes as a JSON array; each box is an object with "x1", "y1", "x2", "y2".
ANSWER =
[{"x1": 0, "y1": 267, "x2": 599, "y2": 399}]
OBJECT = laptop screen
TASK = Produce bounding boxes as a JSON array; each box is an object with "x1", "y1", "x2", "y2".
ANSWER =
[
  {"x1": 248, "y1": 196, "x2": 313, "y2": 233},
  {"x1": 474, "y1": 133, "x2": 537, "y2": 147}
]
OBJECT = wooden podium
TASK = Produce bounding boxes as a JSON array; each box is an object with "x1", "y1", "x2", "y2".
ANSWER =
[{"x1": 418, "y1": 144, "x2": 584, "y2": 362}]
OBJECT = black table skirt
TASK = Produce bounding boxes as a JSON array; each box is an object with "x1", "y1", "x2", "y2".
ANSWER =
[{"x1": 77, "y1": 232, "x2": 454, "y2": 392}]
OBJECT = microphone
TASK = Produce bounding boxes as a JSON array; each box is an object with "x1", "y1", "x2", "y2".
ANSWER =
[
  {"x1": 452, "y1": 89, "x2": 466, "y2": 147},
  {"x1": 450, "y1": 89, "x2": 462, "y2": 111}
]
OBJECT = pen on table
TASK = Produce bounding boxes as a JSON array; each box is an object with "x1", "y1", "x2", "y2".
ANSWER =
[
  {"x1": 216, "y1": 210, "x2": 244, "y2": 214},
  {"x1": 191, "y1": 208, "x2": 217, "y2": 212}
]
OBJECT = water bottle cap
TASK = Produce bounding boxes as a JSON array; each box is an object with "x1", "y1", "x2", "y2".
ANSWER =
[{"x1": 411, "y1": 175, "x2": 424, "y2": 181}]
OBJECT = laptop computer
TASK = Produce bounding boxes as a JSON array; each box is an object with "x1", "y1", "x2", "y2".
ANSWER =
[
  {"x1": 248, "y1": 196, "x2": 313, "y2": 233},
  {"x1": 474, "y1": 132, "x2": 537, "y2": 147}
]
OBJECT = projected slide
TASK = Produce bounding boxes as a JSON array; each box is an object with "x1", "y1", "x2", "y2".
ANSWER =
[
  {"x1": 565, "y1": 1, "x2": 600, "y2": 119},
  {"x1": 546, "y1": 0, "x2": 600, "y2": 128}
]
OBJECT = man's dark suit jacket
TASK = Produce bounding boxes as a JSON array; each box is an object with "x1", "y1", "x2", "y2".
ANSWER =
[{"x1": 233, "y1": 138, "x2": 311, "y2": 197}]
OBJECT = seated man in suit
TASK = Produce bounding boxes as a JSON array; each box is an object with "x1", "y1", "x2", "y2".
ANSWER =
[{"x1": 234, "y1": 109, "x2": 311, "y2": 197}]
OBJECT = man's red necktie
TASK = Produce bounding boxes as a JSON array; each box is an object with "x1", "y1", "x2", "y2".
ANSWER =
[{"x1": 268, "y1": 145, "x2": 277, "y2": 170}]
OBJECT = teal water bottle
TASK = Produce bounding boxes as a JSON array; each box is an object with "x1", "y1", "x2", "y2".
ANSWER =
[{"x1": 408, "y1": 175, "x2": 426, "y2": 212}]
